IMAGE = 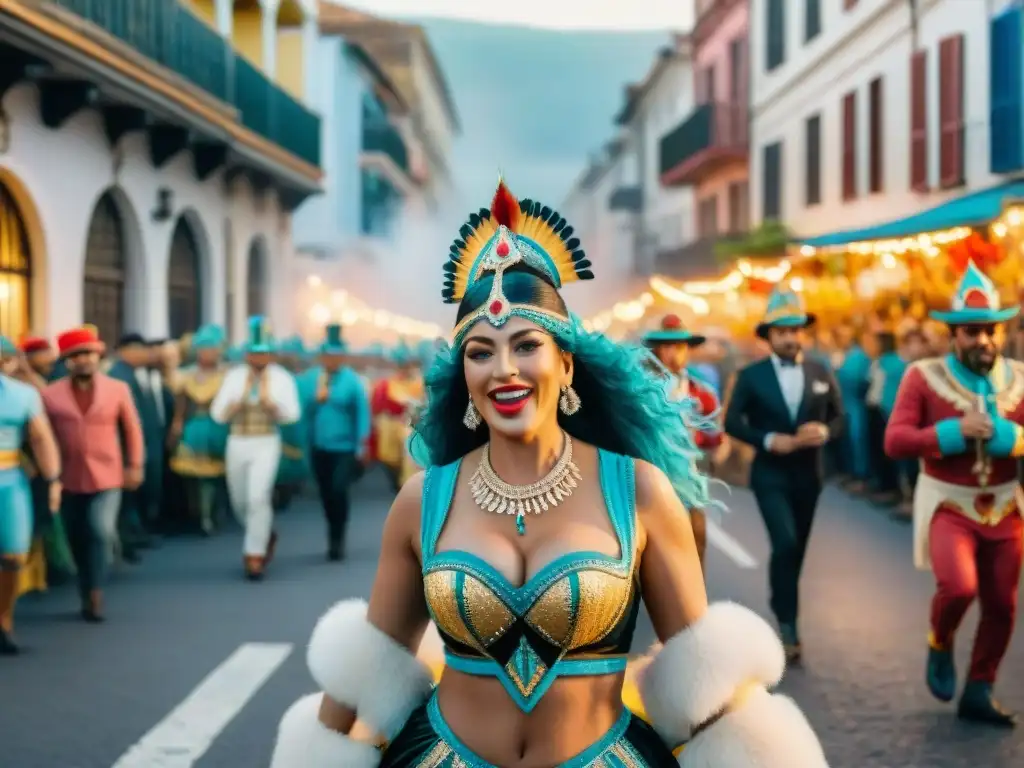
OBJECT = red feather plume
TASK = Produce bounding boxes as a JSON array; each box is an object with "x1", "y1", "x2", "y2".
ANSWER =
[{"x1": 490, "y1": 180, "x2": 520, "y2": 230}]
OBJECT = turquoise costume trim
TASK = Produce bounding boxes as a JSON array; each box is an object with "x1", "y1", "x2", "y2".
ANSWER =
[
  {"x1": 934, "y1": 418, "x2": 967, "y2": 456},
  {"x1": 421, "y1": 449, "x2": 639, "y2": 713},
  {"x1": 931, "y1": 259, "x2": 1019, "y2": 324},
  {"x1": 0, "y1": 374, "x2": 41, "y2": 556},
  {"x1": 425, "y1": 692, "x2": 638, "y2": 768},
  {"x1": 987, "y1": 417, "x2": 1021, "y2": 457}
]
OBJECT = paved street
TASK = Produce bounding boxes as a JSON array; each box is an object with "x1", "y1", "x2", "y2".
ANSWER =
[{"x1": 1, "y1": 470, "x2": 1023, "y2": 768}]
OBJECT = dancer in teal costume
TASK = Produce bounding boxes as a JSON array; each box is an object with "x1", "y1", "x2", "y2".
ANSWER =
[
  {"x1": 270, "y1": 181, "x2": 826, "y2": 768},
  {"x1": 170, "y1": 325, "x2": 229, "y2": 534}
]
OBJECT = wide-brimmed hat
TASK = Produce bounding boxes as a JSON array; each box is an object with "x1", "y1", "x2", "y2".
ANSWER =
[
  {"x1": 57, "y1": 326, "x2": 106, "y2": 357},
  {"x1": 319, "y1": 324, "x2": 347, "y2": 355},
  {"x1": 243, "y1": 316, "x2": 275, "y2": 354},
  {"x1": 756, "y1": 286, "x2": 816, "y2": 339},
  {"x1": 19, "y1": 335, "x2": 51, "y2": 355},
  {"x1": 930, "y1": 259, "x2": 1019, "y2": 325},
  {"x1": 642, "y1": 314, "x2": 706, "y2": 347}
]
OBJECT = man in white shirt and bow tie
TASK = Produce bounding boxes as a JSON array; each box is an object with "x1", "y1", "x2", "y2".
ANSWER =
[{"x1": 724, "y1": 286, "x2": 845, "y2": 662}]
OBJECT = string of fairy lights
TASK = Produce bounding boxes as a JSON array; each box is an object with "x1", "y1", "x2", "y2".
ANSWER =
[{"x1": 297, "y1": 203, "x2": 1024, "y2": 340}]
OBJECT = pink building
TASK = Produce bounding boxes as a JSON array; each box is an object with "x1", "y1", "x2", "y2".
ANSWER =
[{"x1": 659, "y1": 0, "x2": 749, "y2": 238}]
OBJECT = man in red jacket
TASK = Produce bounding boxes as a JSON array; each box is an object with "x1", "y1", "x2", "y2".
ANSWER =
[
  {"x1": 644, "y1": 314, "x2": 722, "y2": 566},
  {"x1": 884, "y1": 260, "x2": 1022, "y2": 727}
]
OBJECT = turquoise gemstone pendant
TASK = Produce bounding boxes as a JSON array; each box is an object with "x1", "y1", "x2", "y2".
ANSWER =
[{"x1": 516, "y1": 512, "x2": 526, "y2": 536}]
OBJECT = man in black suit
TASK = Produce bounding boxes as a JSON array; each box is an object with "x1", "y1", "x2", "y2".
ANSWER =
[{"x1": 724, "y1": 287, "x2": 845, "y2": 661}]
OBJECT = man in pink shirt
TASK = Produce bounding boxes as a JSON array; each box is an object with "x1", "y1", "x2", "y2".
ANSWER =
[{"x1": 42, "y1": 327, "x2": 144, "y2": 622}]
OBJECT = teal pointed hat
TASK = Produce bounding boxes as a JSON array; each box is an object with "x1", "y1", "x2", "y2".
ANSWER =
[
  {"x1": 192, "y1": 324, "x2": 225, "y2": 350},
  {"x1": 0, "y1": 335, "x2": 15, "y2": 357},
  {"x1": 243, "y1": 316, "x2": 275, "y2": 354},
  {"x1": 362, "y1": 342, "x2": 385, "y2": 359},
  {"x1": 642, "y1": 313, "x2": 706, "y2": 347},
  {"x1": 756, "y1": 285, "x2": 816, "y2": 339},
  {"x1": 279, "y1": 335, "x2": 305, "y2": 355},
  {"x1": 930, "y1": 259, "x2": 1019, "y2": 324},
  {"x1": 225, "y1": 345, "x2": 243, "y2": 363},
  {"x1": 320, "y1": 323, "x2": 347, "y2": 354}
]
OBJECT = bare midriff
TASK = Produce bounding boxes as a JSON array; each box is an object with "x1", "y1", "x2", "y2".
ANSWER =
[{"x1": 434, "y1": 667, "x2": 627, "y2": 767}]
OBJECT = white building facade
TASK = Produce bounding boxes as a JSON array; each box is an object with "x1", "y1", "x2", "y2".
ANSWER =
[
  {"x1": 0, "y1": 1, "x2": 322, "y2": 346},
  {"x1": 560, "y1": 34, "x2": 699, "y2": 316},
  {"x1": 289, "y1": 4, "x2": 461, "y2": 342},
  {"x1": 749, "y1": 0, "x2": 1022, "y2": 239}
]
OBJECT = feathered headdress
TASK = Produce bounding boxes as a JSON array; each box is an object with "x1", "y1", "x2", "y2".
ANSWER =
[{"x1": 445, "y1": 180, "x2": 593, "y2": 344}]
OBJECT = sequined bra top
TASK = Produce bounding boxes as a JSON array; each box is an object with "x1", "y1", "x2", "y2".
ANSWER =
[{"x1": 421, "y1": 449, "x2": 641, "y2": 712}]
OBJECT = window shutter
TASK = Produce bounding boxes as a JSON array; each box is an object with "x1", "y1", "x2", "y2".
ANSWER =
[
  {"x1": 762, "y1": 142, "x2": 782, "y2": 221},
  {"x1": 765, "y1": 0, "x2": 785, "y2": 72},
  {"x1": 910, "y1": 50, "x2": 928, "y2": 191},
  {"x1": 869, "y1": 77, "x2": 884, "y2": 193},
  {"x1": 990, "y1": 7, "x2": 1024, "y2": 174},
  {"x1": 939, "y1": 34, "x2": 965, "y2": 188},
  {"x1": 842, "y1": 92, "x2": 857, "y2": 201}
]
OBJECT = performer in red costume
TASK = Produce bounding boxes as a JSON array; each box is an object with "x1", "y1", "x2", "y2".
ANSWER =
[
  {"x1": 643, "y1": 314, "x2": 722, "y2": 566},
  {"x1": 885, "y1": 260, "x2": 1022, "y2": 727}
]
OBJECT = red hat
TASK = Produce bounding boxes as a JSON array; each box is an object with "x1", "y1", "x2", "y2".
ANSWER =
[
  {"x1": 19, "y1": 336, "x2": 51, "y2": 354},
  {"x1": 56, "y1": 326, "x2": 105, "y2": 358}
]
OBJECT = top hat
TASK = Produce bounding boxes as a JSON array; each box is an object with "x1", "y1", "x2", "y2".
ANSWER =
[
  {"x1": 756, "y1": 286, "x2": 816, "y2": 339},
  {"x1": 930, "y1": 259, "x2": 1019, "y2": 325},
  {"x1": 320, "y1": 324, "x2": 347, "y2": 355},
  {"x1": 642, "y1": 314, "x2": 707, "y2": 347},
  {"x1": 243, "y1": 316, "x2": 275, "y2": 354},
  {"x1": 57, "y1": 326, "x2": 106, "y2": 358}
]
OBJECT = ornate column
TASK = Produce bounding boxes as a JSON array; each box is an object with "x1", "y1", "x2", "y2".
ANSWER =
[
  {"x1": 215, "y1": 0, "x2": 233, "y2": 38},
  {"x1": 301, "y1": 4, "x2": 319, "y2": 105},
  {"x1": 258, "y1": 0, "x2": 281, "y2": 77}
]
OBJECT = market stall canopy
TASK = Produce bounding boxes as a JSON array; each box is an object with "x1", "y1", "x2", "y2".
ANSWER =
[{"x1": 798, "y1": 180, "x2": 1024, "y2": 248}]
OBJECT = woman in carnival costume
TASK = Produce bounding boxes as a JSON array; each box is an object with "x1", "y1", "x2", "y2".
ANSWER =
[
  {"x1": 169, "y1": 325, "x2": 230, "y2": 535},
  {"x1": 0, "y1": 335, "x2": 62, "y2": 655},
  {"x1": 270, "y1": 182, "x2": 827, "y2": 766}
]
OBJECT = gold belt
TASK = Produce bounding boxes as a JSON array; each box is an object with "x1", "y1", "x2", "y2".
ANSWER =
[{"x1": 0, "y1": 449, "x2": 21, "y2": 470}]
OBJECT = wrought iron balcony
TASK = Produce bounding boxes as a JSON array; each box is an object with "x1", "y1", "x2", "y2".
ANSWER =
[
  {"x1": 51, "y1": 0, "x2": 321, "y2": 168},
  {"x1": 660, "y1": 101, "x2": 748, "y2": 187},
  {"x1": 362, "y1": 121, "x2": 410, "y2": 174}
]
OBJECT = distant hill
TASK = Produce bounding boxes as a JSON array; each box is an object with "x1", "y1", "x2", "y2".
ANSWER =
[{"x1": 414, "y1": 17, "x2": 670, "y2": 207}]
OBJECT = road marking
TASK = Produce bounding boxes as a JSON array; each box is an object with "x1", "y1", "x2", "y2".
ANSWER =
[
  {"x1": 111, "y1": 642, "x2": 293, "y2": 768},
  {"x1": 707, "y1": 518, "x2": 758, "y2": 569}
]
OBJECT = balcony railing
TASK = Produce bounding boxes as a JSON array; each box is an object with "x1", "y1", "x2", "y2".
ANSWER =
[
  {"x1": 51, "y1": 0, "x2": 321, "y2": 167},
  {"x1": 654, "y1": 234, "x2": 745, "y2": 280},
  {"x1": 659, "y1": 101, "x2": 747, "y2": 186},
  {"x1": 362, "y1": 121, "x2": 410, "y2": 174}
]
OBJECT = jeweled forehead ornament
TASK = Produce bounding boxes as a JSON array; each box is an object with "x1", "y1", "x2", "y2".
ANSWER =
[{"x1": 444, "y1": 180, "x2": 594, "y2": 347}]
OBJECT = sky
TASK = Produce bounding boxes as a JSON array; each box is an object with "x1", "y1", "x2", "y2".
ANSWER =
[{"x1": 336, "y1": 0, "x2": 694, "y2": 31}]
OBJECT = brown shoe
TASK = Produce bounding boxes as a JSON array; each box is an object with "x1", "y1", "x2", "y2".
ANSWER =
[
  {"x1": 244, "y1": 555, "x2": 264, "y2": 581},
  {"x1": 81, "y1": 590, "x2": 105, "y2": 623}
]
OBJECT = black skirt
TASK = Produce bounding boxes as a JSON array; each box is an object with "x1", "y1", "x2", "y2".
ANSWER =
[{"x1": 380, "y1": 694, "x2": 678, "y2": 767}]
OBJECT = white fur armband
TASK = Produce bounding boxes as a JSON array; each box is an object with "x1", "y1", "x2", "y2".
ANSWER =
[
  {"x1": 637, "y1": 603, "x2": 827, "y2": 766},
  {"x1": 270, "y1": 694, "x2": 381, "y2": 768},
  {"x1": 306, "y1": 599, "x2": 434, "y2": 740},
  {"x1": 637, "y1": 602, "x2": 785, "y2": 745}
]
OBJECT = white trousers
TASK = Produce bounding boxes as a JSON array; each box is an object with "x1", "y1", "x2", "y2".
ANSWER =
[{"x1": 225, "y1": 434, "x2": 281, "y2": 557}]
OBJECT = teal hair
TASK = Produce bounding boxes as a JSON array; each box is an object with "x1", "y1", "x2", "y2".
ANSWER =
[{"x1": 409, "y1": 317, "x2": 713, "y2": 513}]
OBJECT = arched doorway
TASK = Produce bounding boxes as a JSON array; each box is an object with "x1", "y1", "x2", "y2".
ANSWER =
[
  {"x1": 0, "y1": 180, "x2": 32, "y2": 340},
  {"x1": 167, "y1": 216, "x2": 202, "y2": 338},
  {"x1": 247, "y1": 237, "x2": 267, "y2": 318},
  {"x1": 82, "y1": 192, "x2": 127, "y2": 346}
]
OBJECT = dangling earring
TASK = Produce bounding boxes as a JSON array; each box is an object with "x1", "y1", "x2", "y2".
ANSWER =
[
  {"x1": 463, "y1": 400, "x2": 482, "y2": 430},
  {"x1": 559, "y1": 385, "x2": 581, "y2": 416}
]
